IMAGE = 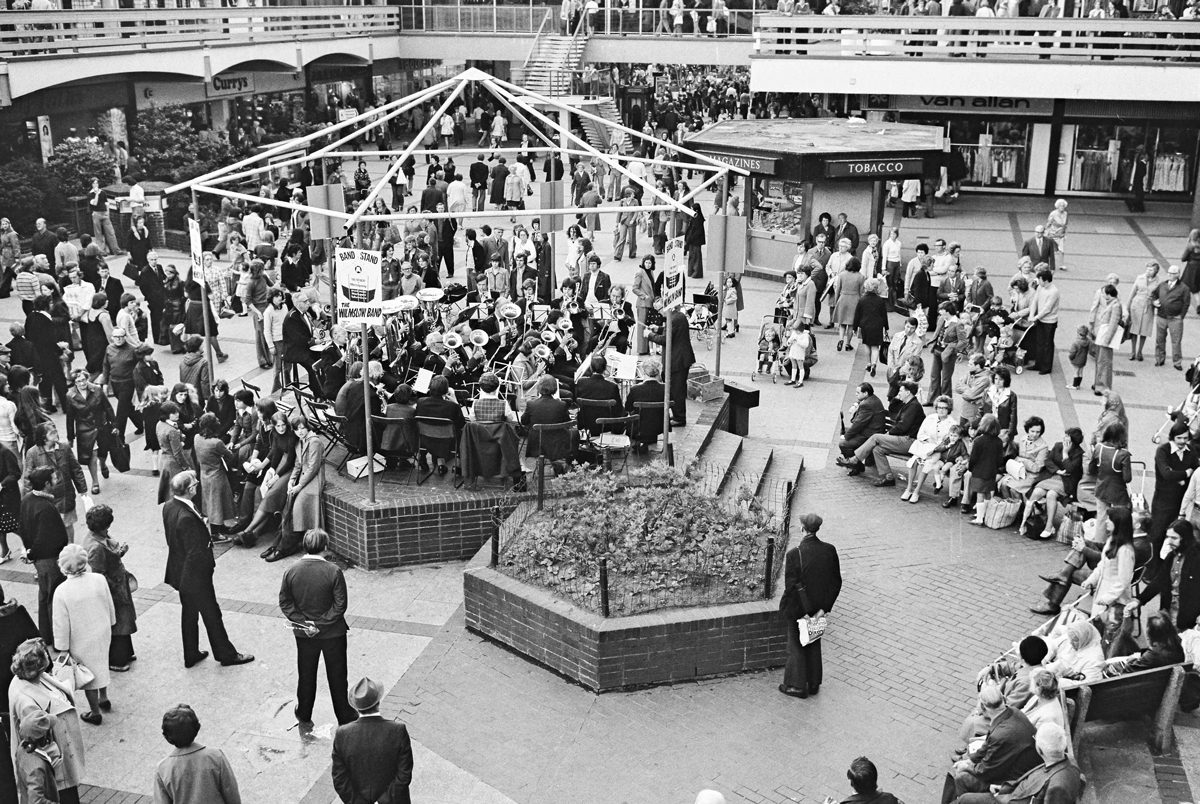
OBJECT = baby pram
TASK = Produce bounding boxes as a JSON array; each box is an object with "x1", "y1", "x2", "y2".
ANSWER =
[
  {"x1": 752, "y1": 316, "x2": 786, "y2": 383},
  {"x1": 682, "y1": 292, "x2": 718, "y2": 352},
  {"x1": 989, "y1": 322, "x2": 1034, "y2": 374}
]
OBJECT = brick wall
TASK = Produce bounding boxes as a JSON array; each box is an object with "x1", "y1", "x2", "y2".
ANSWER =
[
  {"x1": 464, "y1": 544, "x2": 788, "y2": 692},
  {"x1": 323, "y1": 485, "x2": 525, "y2": 569}
]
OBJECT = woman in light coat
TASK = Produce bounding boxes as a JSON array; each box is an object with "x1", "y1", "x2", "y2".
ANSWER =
[
  {"x1": 8, "y1": 638, "x2": 85, "y2": 799},
  {"x1": 1045, "y1": 619, "x2": 1105, "y2": 687},
  {"x1": 1045, "y1": 199, "x2": 1069, "y2": 271},
  {"x1": 80, "y1": 504, "x2": 136, "y2": 673},
  {"x1": 1091, "y1": 283, "x2": 1122, "y2": 394},
  {"x1": 156, "y1": 401, "x2": 193, "y2": 504},
  {"x1": 53, "y1": 544, "x2": 115, "y2": 726},
  {"x1": 270, "y1": 414, "x2": 323, "y2": 562},
  {"x1": 631, "y1": 255, "x2": 659, "y2": 355},
  {"x1": 1125, "y1": 261, "x2": 1160, "y2": 362},
  {"x1": 900, "y1": 394, "x2": 955, "y2": 504}
]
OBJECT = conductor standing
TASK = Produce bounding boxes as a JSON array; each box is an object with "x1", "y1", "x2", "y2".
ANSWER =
[
  {"x1": 647, "y1": 301, "x2": 695, "y2": 427},
  {"x1": 779, "y1": 513, "x2": 842, "y2": 699}
]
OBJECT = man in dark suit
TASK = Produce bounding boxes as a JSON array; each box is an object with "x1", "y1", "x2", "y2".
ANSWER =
[
  {"x1": 332, "y1": 677, "x2": 414, "y2": 804},
  {"x1": 625, "y1": 358, "x2": 665, "y2": 451},
  {"x1": 521, "y1": 376, "x2": 571, "y2": 461},
  {"x1": 19, "y1": 467, "x2": 68, "y2": 643},
  {"x1": 469, "y1": 154, "x2": 490, "y2": 212},
  {"x1": 283, "y1": 293, "x2": 318, "y2": 396},
  {"x1": 647, "y1": 304, "x2": 695, "y2": 426},
  {"x1": 834, "y1": 212, "x2": 860, "y2": 254},
  {"x1": 279, "y1": 528, "x2": 356, "y2": 727},
  {"x1": 1149, "y1": 423, "x2": 1197, "y2": 550},
  {"x1": 779, "y1": 513, "x2": 841, "y2": 698},
  {"x1": 1019, "y1": 224, "x2": 1056, "y2": 271},
  {"x1": 683, "y1": 200, "x2": 706, "y2": 279},
  {"x1": 418, "y1": 177, "x2": 444, "y2": 213},
  {"x1": 950, "y1": 722, "x2": 1081, "y2": 804},
  {"x1": 836, "y1": 382, "x2": 886, "y2": 460},
  {"x1": 25, "y1": 294, "x2": 68, "y2": 411},
  {"x1": 162, "y1": 470, "x2": 254, "y2": 669},
  {"x1": 843, "y1": 381, "x2": 926, "y2": 485},
  {"x1": 941, "y1": 683, "x2": 1040, "y2": 804},
  {"x1": 574, "y1": 355, "x2": 623, "y2": 437}
]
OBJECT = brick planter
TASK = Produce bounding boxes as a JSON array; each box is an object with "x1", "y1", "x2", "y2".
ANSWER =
[
  {"x1": 322, "y1": 480, "x2": 526, "y2": 569},
  {"x1": 463, "y1": 543, "x2": 787, "y2": 691}
]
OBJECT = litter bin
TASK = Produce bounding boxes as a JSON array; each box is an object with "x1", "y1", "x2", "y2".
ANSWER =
[{"x1": 67, "y1": 196, "x2": 91, "y2": 238}]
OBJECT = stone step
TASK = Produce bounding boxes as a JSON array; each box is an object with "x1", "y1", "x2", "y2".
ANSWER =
[
  {"x1": 717, "y1": 443, "x2": 774, "y2": 506},
  {"x1": 692, "y1": 429, "x2": 742, "y2": 499}
]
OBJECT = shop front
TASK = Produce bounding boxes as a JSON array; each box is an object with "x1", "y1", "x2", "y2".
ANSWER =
[
  {"x1": 0, "y1": 78, "x2": 131, "y2": 163},
  {"x1": 687, "y1": 118, "x2": 943, "y2": 273},
  {"x1": 306, "y1": 61, "x2": 373, "y2": 124},
  {"x1": 134, "y1": 70, "x2": 305, "y2": 148},
  {"x1": 862, "y1": 94, "x2": 1200, "y2": 199}
]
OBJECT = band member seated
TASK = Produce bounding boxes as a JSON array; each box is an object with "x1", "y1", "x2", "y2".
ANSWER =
[
  {"x1": 575, "y1": 355, "x2": 624, "y2": 437},
  {"x1": 521, "y1": 375, "x2": 572, "y2": 469},
  {"x1": 625, "y1": 358, "x2": 665, "y2": 452},
  {"x1": 587, "y1": 284, "x2": 635, "y2": 354},
  {"x1": 472, "y1": 372, "x2": 517, "y2": 423},
  {"x1": 414, "y1": 375, "x2": 465, "y2": 476},
  {"x1": 335, "y1": 361, "x2": 384, "y2": 456},
  {"x1": 314, "y1": 343, "x2": 346, "y2": 402}
]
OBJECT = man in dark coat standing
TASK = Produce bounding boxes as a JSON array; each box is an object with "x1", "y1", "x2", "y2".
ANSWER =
[
  {"x1": 647, "y1": 303, "x2": 695, "y2": 426},
  {"x1": 779, "y1": 513, "x2": 841, "y2": 698},
  {"x1": 332, "y1": 677, "x2": 414, "y2": 804},
  {"x1": 469, "y1": 154, "x2": 490, "y2": 212},
  {"x1": 280, "y1": 528, "x2": 356, "y2": 727},
  {"x1": 283, "y1": 293, "x2": 318, "y2": 396},
  {"x1": 683, "y1": 200, "x2": 706, "y2": 279},
  {"x1": 19, "y1": 467, "x2": 68, "y2": 643},
  {"x1": 162, "y1": 470, "x2": 254, "y2": 669},
  {"x1": 1019, "y1": 224, "x2": 1056, "y2": 271}
]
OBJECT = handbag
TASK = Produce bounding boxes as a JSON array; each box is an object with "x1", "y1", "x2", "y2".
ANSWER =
[
  {"x1": 52, "y1": 653, "x2": 94, "y2": 691},
  {"x1": 126, "y1": 570, "x2": 138, "y2": 594},
  {"x1": 1004, "y1": 458, "x2": 1028, "y2": 480},
  {"x1": 106, "y1": 429, "x2": 131, "y2": 473}
]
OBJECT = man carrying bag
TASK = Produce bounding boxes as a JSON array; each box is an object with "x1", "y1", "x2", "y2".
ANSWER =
[{"x1": 779, "y1": 513, "x2": 842, "y2": 699}]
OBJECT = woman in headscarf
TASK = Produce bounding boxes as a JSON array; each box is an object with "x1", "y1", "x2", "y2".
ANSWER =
[
  {"x1": 1045, "y1": 619, "x2": 1105, "y2": 685},
  {"x1": 79, "y1": 504, "x2": 137, "y2": 674},
  {"x1": 8, "y1": 638, "x2": 86, "y2": 802},
  {"x1": 52, "y1": 544, "x2": 115, "y2": 726}
]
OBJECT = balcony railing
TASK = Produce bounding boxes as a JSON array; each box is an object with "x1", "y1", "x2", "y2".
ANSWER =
[
  {"x1": 0, "y1": 6, "x2": 400, "y2": 57},
  {"x1": 754, "y1": 15, "x2": 1200, "y2": 63}
]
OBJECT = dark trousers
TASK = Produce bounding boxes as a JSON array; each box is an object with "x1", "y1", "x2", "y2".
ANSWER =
[
  {"x1": 34, "y1": 559, "x2": 64, "y2": 643},
  {"x1": 783, "y1": 616, "x2": 822, "y2": 690},
  {"x1": 109, "y1": 633, "x2": 134, "y2": 666},
  {"x1": 439, "y1": 241, "x2": 455, "y2": 277},
  {"x1": 111, "y1": 379, "x2": 143, "y2": 437},
  {"x1": 930, "y1": 349, "x2": 957, "y2": 400},
  {"x1": 941, "y1": 768, "x2": 990, "y2": 804},
  {"x1": 1034, "y1": 320, "x2": 1057, "y2": 373},
  {"x1": 148, "y1": 300, "x2": 166, "y2": 344},
  {"x1": 284, "y1": 354, "x2": 319, "y2": 398},
  {"x1": 179, "y1": 583, "x2": 238, "y2": 664},
  {"x1": 295, "y1": 634, "x2": 356, "y2": 724},
  {"x1": 667, "y1": 367, "x2": 687, "y2": 422},
  {"x1": 270, "y1": 528, "x2": 303, "y2": 557},
  {"x1": 38, "y1": 365, "x2": 68, "y2": 409}
]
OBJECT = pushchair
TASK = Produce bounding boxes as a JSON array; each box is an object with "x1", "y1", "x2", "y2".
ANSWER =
[
  {"x1": 991, "y1": 323, "x2": 1034, "y2": 374},
  {"x1": 752, "y1": 316, "x2": 786, "y2": 383},
  {"x1": 682, "y1": 292, "x2": 718, "y2": 351}
]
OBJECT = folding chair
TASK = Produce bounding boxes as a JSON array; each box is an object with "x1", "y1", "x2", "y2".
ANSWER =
[
  {"x1": 531, "y1": 420, "x2": 576, "y2": 480},
  {"x1": 593, "y1": 414, "x2": 636, "y2": 473},
  {"x1": 240, "y1": 379, "x2": 262, "y2": 399},
  {"x1": 575, "y1": 396, "x2": 616, "y2": 436},
  {"x1": 632, "y1": 401, "x2": 666, "y2": 454},
  {"x1": 415, "y1": 415, "x2": 461, "y2": 486},
  {"x1": 371, "y1": 413, "x2": 418, "y2": 484}
]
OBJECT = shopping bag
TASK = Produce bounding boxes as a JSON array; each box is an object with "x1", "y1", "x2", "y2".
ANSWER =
[
  {"x1": 797, "y1": 615, "x2": 827, "y2": 646},
  {"x1": 52, "y1": 653, "x2": 93, "y2": 691}
]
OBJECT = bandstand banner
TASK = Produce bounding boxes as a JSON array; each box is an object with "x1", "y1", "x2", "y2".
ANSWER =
[{"x1": 335, "y1": 248, "x2": 384, "y2": 326}]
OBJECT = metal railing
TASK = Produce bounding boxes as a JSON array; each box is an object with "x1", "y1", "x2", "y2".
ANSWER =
[
  {"x1": 0, "y1": 6, "x2": 401, "y2": 56},
  {"x1": 753, "y1": 14, "x2": 1200, "y2": 63}
]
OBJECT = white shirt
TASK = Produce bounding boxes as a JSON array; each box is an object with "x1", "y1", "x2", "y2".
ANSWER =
[
  {"x1": 63, "y1": 280, "x2": 97, "y2": 318},
  {"x1": 882, "y1": 237, "x2": 902, "y2": 264},
  {"x1": 585, "y1": 271, "x2": 601, "y2": 306}
]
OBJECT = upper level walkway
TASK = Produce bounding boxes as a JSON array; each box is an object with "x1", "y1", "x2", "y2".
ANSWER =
[{"x1": 0, "y1": 3, "x2": 1195, "y2": 102}]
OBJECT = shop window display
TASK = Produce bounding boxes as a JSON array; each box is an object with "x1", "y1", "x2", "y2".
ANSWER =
[
  {"x1": 947, "y1": 119, "x2": 1031, "y2": 189},
  {"x1": 1070, "y1": 124, "x2": 1147, "y2": 192},
  {"x1": 751, "y1": 177, "x2": 804, "y2": 235}
]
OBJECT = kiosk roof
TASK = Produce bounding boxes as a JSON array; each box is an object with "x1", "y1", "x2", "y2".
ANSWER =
[{"x1": 687, "y1": 118, "x2": 944, "y2": 157}]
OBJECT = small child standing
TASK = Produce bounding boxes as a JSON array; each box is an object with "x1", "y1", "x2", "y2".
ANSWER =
[
  {"x1": 1067, "y1": 325, "x2": 1091, "y2": 389},
  {"x1": 784, "y1": 320, "x2": 815, "y2": 387},
  {"x1": 722, "y1": 276, "x2": 739, "y2": 339}
]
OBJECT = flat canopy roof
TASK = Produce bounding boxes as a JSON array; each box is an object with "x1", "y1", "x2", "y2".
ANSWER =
[{"x1": 687, "y1": 118, "x2": 944, "y2": 157}]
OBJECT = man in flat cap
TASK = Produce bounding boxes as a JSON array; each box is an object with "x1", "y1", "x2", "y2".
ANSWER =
[
  {"x1": 778, "y1": 513, "x2": 842, "y2": 699},
  {"x1": 331, "y1": 677, "x2": 414, "y2": 804}
]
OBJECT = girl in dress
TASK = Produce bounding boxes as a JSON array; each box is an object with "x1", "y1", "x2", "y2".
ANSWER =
[
  {"x1": 722, "y1": 276, "x2": 738, "y2": 339},
  {"x1": 784, "y1": 320, "x2": 815, "y2": 388}
]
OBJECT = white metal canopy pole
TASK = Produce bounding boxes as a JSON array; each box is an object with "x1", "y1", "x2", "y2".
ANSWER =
[
  {"x1": 165, "y1": 75, "x2": 460, "y2": 195},
  {"x1": 191, "y1": 184, "x2": 353, "y2": 221},
  {"x1": 197, "y1": 81, "x2": 453, "y2": 191},
  {"x1": 343, "y1": 78, "x2": 469, "y2": 232}
]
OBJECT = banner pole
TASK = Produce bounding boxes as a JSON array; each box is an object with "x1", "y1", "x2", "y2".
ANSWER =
[{"x1": 190, "y1": 188, "x2": 215, "y2": 393}]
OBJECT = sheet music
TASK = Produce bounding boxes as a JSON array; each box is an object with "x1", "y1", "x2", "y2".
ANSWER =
[
  {"x1": 609, "y1": 351, "x2": 638, "y2": 381},
  {"x1": 413, "y1": 368, "x2": 434, "y2": 394}
]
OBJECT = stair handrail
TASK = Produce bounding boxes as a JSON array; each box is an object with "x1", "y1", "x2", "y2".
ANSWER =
[
  {"x1": 521, "y1": 8, "x2": 553, "y2": 74},
  {"x1": 569, "y1": 3, "x2": 589, "y2": 57}
]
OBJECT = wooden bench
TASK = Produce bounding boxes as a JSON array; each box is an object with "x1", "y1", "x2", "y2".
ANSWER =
[{"x1": 1067, "y1": 663, "x2": 1190, "y2": 755}]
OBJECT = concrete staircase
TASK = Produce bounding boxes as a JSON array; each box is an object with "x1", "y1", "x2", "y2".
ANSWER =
[
  {"x1": 690, "y1": 430, "x2": 804, "y2": 528},
  {"x1": 579, "y1": 97, "x2": 633, "y2": 154},
  {"x1": 513, "y1": 34, "x2": 586, "y2": 97}
]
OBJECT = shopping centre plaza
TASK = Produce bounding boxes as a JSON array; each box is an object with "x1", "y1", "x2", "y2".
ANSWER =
[{"x1": 0, "y1": 2, "x2": 1199, "y2": 803}]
